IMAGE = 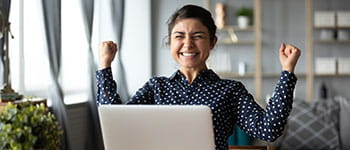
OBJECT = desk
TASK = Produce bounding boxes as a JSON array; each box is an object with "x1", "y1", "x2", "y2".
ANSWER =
[{"x1": 229, "y1": 145, "x2": 275, "y2": 150}]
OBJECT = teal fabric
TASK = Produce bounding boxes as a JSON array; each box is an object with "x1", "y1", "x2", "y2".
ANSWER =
[{"x1": 228, "y1": 125, "x2": 252, "y2": 145}]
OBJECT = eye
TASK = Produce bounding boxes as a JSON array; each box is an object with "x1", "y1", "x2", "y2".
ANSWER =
[
  {"x1": 193, "y1": 35, "x2": 204, "y2": 39},
  {"x1": 174, "y1": 35, "x2": 184, "y2": 39}
]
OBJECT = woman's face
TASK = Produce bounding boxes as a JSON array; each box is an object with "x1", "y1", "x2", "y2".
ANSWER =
[{"x1": 170, "y1": 18, "x2": 216, "y2": 71}]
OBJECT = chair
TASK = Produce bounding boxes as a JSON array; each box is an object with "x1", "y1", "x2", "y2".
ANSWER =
[{"x1": 229, "y1": 145, "x2": 275, "y2": 150}]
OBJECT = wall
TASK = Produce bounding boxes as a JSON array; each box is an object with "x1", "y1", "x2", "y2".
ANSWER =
[
  {"x1": 152, "y1": 0, "x2": 350, "y2": 101},
  {"x1": 122, "y1": 0, "x2": 152, "y2": 95},
  {"x1": 66, "y1": 103, "x2": 90, "y2": 150},
  {"x1": 261, "y1": 0, "x2": 307, "y2": 100}
]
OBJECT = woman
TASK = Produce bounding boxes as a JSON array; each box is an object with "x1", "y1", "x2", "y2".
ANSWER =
[{"x1": 96, "y1": 4, "x2": 300, "y2": 150}]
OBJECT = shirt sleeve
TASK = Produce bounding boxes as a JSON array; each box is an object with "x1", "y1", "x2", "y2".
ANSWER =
[
  {"x1": 234, "y1": 70, "x2": 297, "y2": 142},
  {"x1": 126, "y1": 78, "x2": 155, "y2": 104},
  {"x1": 96, "y1": 67, "x2": 155, "y2": 106},
  {"x1": 96, "y1": 67, "x2": 122, "y2": 105}
]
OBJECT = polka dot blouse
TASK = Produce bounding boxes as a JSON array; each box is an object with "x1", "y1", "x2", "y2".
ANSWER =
[{"x1": 96, "y1": 68, "x2": 297, "y2": 150}]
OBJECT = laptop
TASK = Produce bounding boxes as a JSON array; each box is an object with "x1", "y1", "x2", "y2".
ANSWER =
[{"x1": 98, "y1": 105, "x2": 216, "y2": 150}]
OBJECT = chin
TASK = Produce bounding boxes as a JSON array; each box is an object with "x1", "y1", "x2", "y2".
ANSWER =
[{"x1": 180, "y1": 64, "x2": 202, "y2": 69}]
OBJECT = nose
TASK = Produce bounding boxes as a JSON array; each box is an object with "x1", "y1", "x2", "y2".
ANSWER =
[{"x1": 183, "y1": 37, "x2": 193, "y2": 49}]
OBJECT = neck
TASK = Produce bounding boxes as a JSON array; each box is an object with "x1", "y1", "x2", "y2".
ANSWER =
[{"x1": 179, "y1": 65, "x2": 208, "y2": 84}]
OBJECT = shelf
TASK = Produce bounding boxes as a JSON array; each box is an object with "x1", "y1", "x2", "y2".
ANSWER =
[
  {"x1": 314, "y1": 26, "x2": 350, "y2": 30},
  {"x1": 314, "y1": 40, "x2": 350, "y2": 44},
  {"x1": 315, "y1": 73, "x2": 350, "y2": 77},
  {"x1": 264, "y1": 73, "x2": 307, "y2": 78},
  {"x1": 217, "y1": 72, "x2": 254, "y2": 78},
  {"x1": 306, "y1": 0, "x2": 350, "y2": 101},
  {"x1": 338, "y1": 26, "x2": 350, "y2": 29},
  {"x1": 206, "y1": 0, "x2": 263, "y2": 100},
  {"x1": 217, "y1": 25, "x2": 256, "y2": 45},
  {"x1": 219, "y1": 25, "x2": 255, "y2": 32},
  {"x1": 217, "y1": 72, "x2": 307, "y2": 78},
  {"x1": 218, "y1": 39, "x2": 255, "y2": 45},
  {"x1": 262, "y1": 73, "x2": 280, "y2": 78}
]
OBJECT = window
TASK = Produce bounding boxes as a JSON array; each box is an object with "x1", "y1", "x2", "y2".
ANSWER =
[
  {"x1": 9, "y1": 0, "x2": 50, "y2": 100},
  {"x1": 9, "y1": 1, "x2": 90, "y2": 105},
  {"x1": 61, "y1": 0, "x2": 89, "y2": 104}
]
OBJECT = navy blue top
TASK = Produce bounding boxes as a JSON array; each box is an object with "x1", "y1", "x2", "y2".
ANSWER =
[{"x1": 96, "y1": 68, "x2": 297, "y2": 150}]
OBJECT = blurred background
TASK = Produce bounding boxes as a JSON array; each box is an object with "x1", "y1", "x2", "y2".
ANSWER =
[{"x1": 1, "y1": 0, "x2": 349, "y2": 149}]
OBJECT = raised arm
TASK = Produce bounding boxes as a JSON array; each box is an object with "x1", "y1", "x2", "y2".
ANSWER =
[
  {"x1": 234, "y1": 71, "x2": 297, "y2": 142},
  {"x1": 96, "y1": 41, "x2": 120, "y2": 105},
  {"x1": 96, "y1": 68, "x2": 156, "y2": 105},
  {"x1": 99, "y1": 41, "x2": 117, "y2": 69},
  {"x1": 279, "y1": 43, "x2": 301, "y2": 73},
  {"x1": 234, "y1": 43, "x2": 300, "y2": 141},
  {"x1": 96, "y1": 41, "x2": 155, "y2": 105},
  {"x1": 96, "y1": 67, "x2": 122, "y2": 105}
]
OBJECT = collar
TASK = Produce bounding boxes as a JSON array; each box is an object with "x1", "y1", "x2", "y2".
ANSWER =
[{"x1": 169, "y1": 69, "x2": 220, "y2": 83}]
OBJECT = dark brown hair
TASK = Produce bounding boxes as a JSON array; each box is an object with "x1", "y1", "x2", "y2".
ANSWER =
[{"x1": 167, "y1": 5, "x2": 217, "y2": 45}]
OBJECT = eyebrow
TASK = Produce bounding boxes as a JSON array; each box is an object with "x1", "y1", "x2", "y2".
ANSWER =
[{"x1": 173, "y1": 31, "x2": 207, "y2": 35}]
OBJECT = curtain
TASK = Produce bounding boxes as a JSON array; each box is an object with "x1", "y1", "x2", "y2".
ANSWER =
[
  {"x1": 80, "y1": 0, "x2": 104, "y2": 149},
  {"x1": 112, "y1": 0, "x2": 128, "y2": 103},
  {"x1": 0, "y1": 0, "x2": 11, "y2": 86},
  {"x1": 40, "y1": 1, "x2": 71, "y2": 149},
  {"x1": 80, "y1": 0, "x2": 126, "y2": 149},
  {"x1": 111, "y1": 0, "x2": 128, "y2": 103},
  {"x1": 96, "y1": 0, "x2": 128, "y2": 103}
]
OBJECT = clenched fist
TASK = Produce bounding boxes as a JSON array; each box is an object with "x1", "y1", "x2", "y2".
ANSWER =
[
  {"x1": 279, "y1": 43, "x2": 301, "y2": 73},
  {"x1": 99, "y1": 41, "x2": 117, "y2": 69}
]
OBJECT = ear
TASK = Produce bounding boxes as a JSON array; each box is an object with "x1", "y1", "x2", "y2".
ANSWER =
[{"x1": 210, "y1": 36, "x2": 218, "y2": 50}]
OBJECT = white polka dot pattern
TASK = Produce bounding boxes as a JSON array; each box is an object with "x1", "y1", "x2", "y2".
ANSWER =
[{"x1": 96, "y1": 68, "x2": 297, "y2": 150}]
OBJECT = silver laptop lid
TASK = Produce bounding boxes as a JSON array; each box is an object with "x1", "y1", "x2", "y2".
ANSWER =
[{"x1": 98, "y1": 105, "x2": 215, "y2": 150}]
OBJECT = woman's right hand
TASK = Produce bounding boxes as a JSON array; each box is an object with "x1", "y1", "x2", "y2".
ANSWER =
[{"x1": 99, "y1": 41, "x2": 117, "y2": 69}]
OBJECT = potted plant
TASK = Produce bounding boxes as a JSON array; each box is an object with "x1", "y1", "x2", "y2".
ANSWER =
[
  {"x1": 0, "y1": 102, "x2": 63, "y2": 150},
  {"x1": 235, "y1": 7, "x2": 253, "y2": 28}
]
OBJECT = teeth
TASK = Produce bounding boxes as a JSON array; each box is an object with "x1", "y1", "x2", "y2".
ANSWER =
[{"x1": 182, "y1": 53, "x2": 196, "y2": 56}]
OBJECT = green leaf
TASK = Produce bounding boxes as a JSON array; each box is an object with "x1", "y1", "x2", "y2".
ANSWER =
[
  {"x1": 235, "y1": 7, "x2": 253, "y2": 17},
  {"x1": 0, "y1": 102, "x2": 62, "y2": 149}
]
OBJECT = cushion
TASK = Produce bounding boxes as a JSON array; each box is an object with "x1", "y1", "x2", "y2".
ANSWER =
[{"x1": 279, "y1": 98, "x2": 341, "y2": 150}]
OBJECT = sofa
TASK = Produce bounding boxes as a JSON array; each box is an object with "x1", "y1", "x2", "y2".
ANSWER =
[{"x1": 274, "y1": 97, "x2": 350, "y2": 150}]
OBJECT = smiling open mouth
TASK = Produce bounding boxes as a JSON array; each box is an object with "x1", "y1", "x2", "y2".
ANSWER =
[{"x1": 180, "y1": 52, "x2": 198, "y2": 56}]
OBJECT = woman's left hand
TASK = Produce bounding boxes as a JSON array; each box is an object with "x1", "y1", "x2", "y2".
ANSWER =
[{"x1": 279, "y1": 43, "x2": 301, "y2": 73}]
